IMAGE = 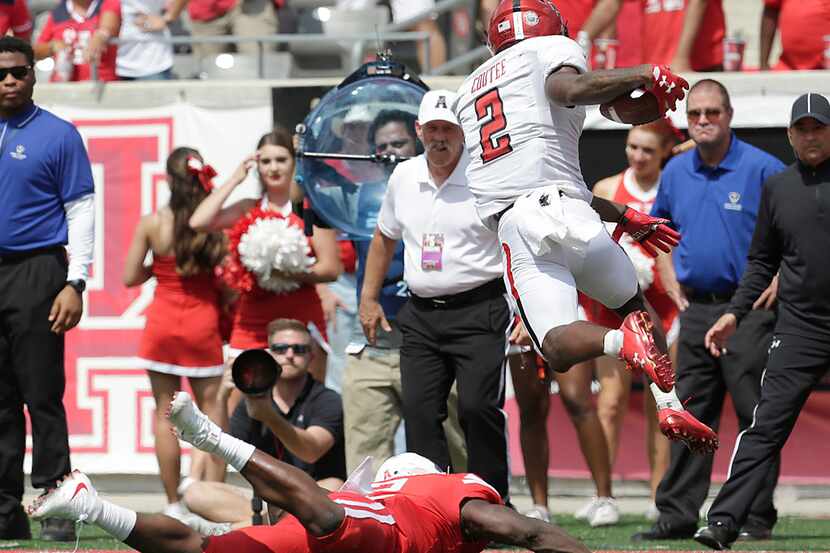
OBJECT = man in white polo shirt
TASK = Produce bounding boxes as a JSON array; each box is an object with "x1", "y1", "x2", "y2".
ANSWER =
[{"x1": 359, "y1": 89, "x2": 511, "y2": 500}]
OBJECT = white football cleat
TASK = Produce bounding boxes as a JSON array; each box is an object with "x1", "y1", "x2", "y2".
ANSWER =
[
  {"x1": 28, "y1": 470, "x2": 100, "y2": 524},
  {"x1": 167, "y1": 391, "x2": 221, "y2": 452}
]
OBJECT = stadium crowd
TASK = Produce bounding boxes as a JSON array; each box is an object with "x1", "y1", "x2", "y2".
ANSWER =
[
  {"x1": 0, "y1": 0, "x2": 828, "y2": 551},
  {"x1": 0, "y1": 0, "x2": 828, "y2": 81}
]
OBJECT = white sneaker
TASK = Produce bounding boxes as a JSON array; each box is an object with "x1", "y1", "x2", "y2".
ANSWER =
[
  {"x1": 645, "y1": 501, "x2": 660, "y2": 521},
  {"x1": 588, "y1": 497, "x2": 619, "y2": 527},
  {"x1": 168, "y1": 392, "x2": 220, "y2": 452},
  {"x1": 574, "y1": 497, "x2": 600, "y2": 521},
  {"x1": 523, "y1": 505, "x2": 551, "y2": 523},
  {"x1": 179, "y1": 513, "x2": 233, "y2": 536},
  {"x1": 162, "y1": 501, "x2": 190, "y2": 522},
  {"x1": 27, "y1": 470, "x2": 100, "y2": 524}
]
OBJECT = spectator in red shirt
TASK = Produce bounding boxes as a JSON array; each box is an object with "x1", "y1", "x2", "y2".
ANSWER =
[
  {"x1": 580, "y1": 0, "x2": 726, "y2": 72},
  {"x1": 34, "y1": 0, "x2": 121, "y2": 82},
  {"x1": 187, "y1": 0, "x2": 282, "y2": 70},
  {"x1": 0, "y1": 0, "x2": 33, "y2": 41},
  {"x1": 761, "y1": 0, "x2": 830, "y2": 70}
]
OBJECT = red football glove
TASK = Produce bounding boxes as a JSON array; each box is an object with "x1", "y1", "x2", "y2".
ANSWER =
[
  {"x1": 648, "y1": 65, "x2": 689, "y2": 114},
  {"x1": 612, "y1": 207, "x2": 681, "y2": 257}
]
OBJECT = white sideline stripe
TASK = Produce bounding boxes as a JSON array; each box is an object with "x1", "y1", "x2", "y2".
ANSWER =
[
  {"x1": 333, "y1": 498, "x2": 386, "y2": 510},
  {"x1": 342, "y1": 507, "x2": 396, "y2": 525},
  {"x1": 726, "y1": 367, "x2": 767, "y2": 479}
]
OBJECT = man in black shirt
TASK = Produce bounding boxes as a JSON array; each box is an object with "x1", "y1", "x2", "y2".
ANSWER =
[
  {"x1": 181, "y1": 318, "x2": 346, "y2": 529},
  {"x1": 694, "y1": 93, "x2": 830, "y2": 550}
]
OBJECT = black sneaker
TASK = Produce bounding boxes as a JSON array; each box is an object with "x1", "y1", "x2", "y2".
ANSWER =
[
  {"x1": 694, "y1": 522, "x2": 739, "y2": 550},
  {"x1": 40, "y1": 517, "x2": 76, "y2": 542},
  {"x1": 0, "y1": 505, "x2": 31, "y2": 540},
  {"x1": 632, "y1": 520, "x2": 697, "y2": 541}
]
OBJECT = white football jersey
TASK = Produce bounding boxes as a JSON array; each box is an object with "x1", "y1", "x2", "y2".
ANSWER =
[{"x1": 455, "y1": 35, "x2": 593, "y2": 222}]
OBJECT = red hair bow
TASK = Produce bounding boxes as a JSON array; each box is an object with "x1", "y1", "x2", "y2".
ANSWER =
[{"x1": 186, "y1": 156, "x2": 218, "y2": 192}]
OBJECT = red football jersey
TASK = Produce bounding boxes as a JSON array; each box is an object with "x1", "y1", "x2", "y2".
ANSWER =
[
  {"x1": 368, "y1": 473, "x2": 503, "y2": 553},
  {"x1": 642, "y1": 0, "x2": 725, "y2": 71},
  {"x1": 37, "y1": 0, "x2": 120, "y2": 82},
  {"x1": 0, "y1": 0, "x2": 32, "y2": 38},
  {"x1": 203, "y1": 474, "x2": 502, "y2": 553}
]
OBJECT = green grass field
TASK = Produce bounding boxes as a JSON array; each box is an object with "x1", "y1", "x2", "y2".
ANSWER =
[{"x1": 3, "y1": 515, "x2": 830, "y2": 551}]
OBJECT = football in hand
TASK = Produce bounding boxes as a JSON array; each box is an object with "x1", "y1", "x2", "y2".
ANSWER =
[{"x1": 600, "y1": 89, "x2": 663, "y2": 125}]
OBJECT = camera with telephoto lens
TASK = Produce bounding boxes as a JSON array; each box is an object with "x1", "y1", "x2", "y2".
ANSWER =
[{"x1": 231, "y1": 349, "x2": 282, "y2": 396}]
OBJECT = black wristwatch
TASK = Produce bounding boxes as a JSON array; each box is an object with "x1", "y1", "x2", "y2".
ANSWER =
[{"x1": 66, "y1": 279, "x2": 86, "y2": 294}]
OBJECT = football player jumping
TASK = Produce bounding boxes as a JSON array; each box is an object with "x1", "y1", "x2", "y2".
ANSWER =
[{"x1": 454, "y1": 0, "x2": 716, "y2": 453}]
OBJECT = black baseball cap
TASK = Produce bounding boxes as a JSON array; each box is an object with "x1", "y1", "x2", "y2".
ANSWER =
[{"x1": 790, "y1": 93, "x2": 830, "y2": 126}]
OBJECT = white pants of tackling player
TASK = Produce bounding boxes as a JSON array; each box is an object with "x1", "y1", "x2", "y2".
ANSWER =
[{"x1": 497, "y1": 188, "x2": 638, "y2": 356}]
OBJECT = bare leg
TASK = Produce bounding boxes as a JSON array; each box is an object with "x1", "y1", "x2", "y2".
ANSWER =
[
  {"x1": 542, "y1": 321, "x2": 609, "y2": 373},
  {"x1": 413, "y1": 19, "x2": 447, "y2": 72},
  {"x1": 189, "y1": 376, "x2": 225, "y2": 482},
  {"x1": 509, "y1": 352, "x2": 550, "y2": 509},
  {"x1": 239, "y1": 450, "x2": 343, "y2": 537},
  {"x1": 594, "y1": 356, "x2": 631, "y2": 465},
  {"x1": 555, "y1": 361, "x2": 612, "y2": 498},
  {"x1": 183, "y1": 481, "x2": 250, "y2": 525},
  {"x1": 125, "y1": 514, "x2": 206, "y2": 553},
  {"x1": 148, "y1": 372, "x2": 183, "y2": 504}
]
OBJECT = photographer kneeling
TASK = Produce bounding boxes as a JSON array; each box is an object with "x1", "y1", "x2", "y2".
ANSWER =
[{"x1": 182, "y1": 318, "x2": 347, "y2": 529}]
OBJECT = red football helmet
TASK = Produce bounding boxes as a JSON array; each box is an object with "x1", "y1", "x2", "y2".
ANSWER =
[{"x1": 487, "y1": 0, "x2": 568, "y2": 55}]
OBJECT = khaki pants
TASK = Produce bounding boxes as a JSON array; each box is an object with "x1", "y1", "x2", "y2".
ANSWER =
[
  {"x1": 189, "y1": 0, "x2": 278, "y2": 64},
  {"x1": 342, "y1": 347, "x2": 466, "y2": 474}
]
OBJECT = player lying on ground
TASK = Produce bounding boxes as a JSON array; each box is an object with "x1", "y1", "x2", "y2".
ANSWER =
[{"x1": 28, "y1": 392, "x2": 590, "y2": 553}]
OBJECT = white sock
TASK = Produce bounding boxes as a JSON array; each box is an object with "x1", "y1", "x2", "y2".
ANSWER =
[
  {"x1": 215, "y1": 432, "x2": 256, "y2": 472},
  {"x1": 91, "y1": 499, "x2": 137, "y2": 541},
  {"x1": 649, "y1": 383, "x2": 684, "y2": 411},
  {"x1": 603, "y1": 329, "x2": 624, "y2": 358}
]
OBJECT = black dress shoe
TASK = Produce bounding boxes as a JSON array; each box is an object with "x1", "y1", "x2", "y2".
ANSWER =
[
  {"x1": 0, "y1": 505, "x2": 32, "y2": 540},
  {"x1": 40, "y1": 517, "x2": 76, "y2": 542},
  {"x1": 632, "y1": 520, "x2": 697, "y2": 541},
  {"x1": 694, "y1": 522, "x2": 738, "y2": 550},
  {"x1": 738, "y1": 522, "x2": 772, "y2": 540}
]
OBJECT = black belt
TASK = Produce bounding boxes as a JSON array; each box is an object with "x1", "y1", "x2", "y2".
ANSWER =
[
  {"x1": 0, "y1": 245, "x2": 65, "y2": 265},
  {"x1": 682, "y1": 285, "x2": 735, "y2": 304},
  {"x1": 494, "y1": 190, "x2": 565, "y2": 223},
  {"x1": 410, "y1": 278, "x2": 505, "y2": 309}
]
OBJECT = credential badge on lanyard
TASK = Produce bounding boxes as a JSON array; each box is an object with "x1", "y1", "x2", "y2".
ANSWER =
[{"x1": 421, "y1": 233, "x2": 444, "y2": 271}]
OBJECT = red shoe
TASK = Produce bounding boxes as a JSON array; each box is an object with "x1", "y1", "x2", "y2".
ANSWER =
[
  {"x1": 620, "y1": 311, "x2": 675, "y2": 392},
  {"x1": 659, "y1": 408, "x2": 719, "y2": 454}
]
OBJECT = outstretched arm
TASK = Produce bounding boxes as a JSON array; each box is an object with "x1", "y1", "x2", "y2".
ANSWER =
[
  {"x1": 460, "y1": 499, "x2": 590, "y2": 553},
  {"x1": 546, "y1": 65, "x2": 652, "y2": 106}
]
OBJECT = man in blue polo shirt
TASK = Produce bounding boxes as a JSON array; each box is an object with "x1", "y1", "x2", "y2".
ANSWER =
[
  {"x1": 634, "y1": 79, "x2": 785, "y2": 542},
  {"x1": 0, "y1": 37, "x2": 94, "y2": 542}
]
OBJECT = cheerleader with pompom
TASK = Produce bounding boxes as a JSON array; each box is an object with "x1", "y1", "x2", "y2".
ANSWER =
[{"x1": 190, "y1": 128, "x2": 341, "y2": 384}]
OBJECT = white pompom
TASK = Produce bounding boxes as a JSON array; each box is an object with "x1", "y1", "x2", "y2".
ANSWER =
[{"x1": 237, "y1": 218, "x2": 315, "y2": 294}]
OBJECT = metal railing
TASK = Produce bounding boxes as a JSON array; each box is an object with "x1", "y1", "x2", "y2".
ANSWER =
[{"x1": 106, "y1": 31, "x2": 430, "y2": 79}]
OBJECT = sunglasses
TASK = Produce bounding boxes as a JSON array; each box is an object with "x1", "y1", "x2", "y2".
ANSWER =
[
  {"x1": 0, "y1": 65, "x2": 31, "y2": 81},
  {"x1": 687, "y1": 108, "x2": 724, "y2": 121},
  {"x1": 375, "y1": 139, "x2": 410, "y2": 153},
  {"x1": 269, "y1": 343, "x2": 311, "y2": 355}
]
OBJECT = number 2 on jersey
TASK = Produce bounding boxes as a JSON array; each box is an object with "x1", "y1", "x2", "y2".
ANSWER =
[{"x1": 474, "y1": 88, "x2": 512, "y2": 163}]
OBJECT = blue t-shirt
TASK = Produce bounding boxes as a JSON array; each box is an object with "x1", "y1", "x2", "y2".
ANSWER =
[
  {"x1": 354, "y1": 239, "x2": 407, "y2": 320},
  {"x1": 651, "y1": 134, "x2": 785, "y2": 294},
  {"x1": 0, "y1": 103, "x2": 94, "y2": 253}
]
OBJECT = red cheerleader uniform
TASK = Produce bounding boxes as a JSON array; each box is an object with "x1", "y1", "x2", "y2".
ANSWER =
[
  {"x1": 137, "y1": 255, "x2": 225, "y2": 376},
  {"x1": 228, "y1": 207, "x2": 327, "y2": 352},
  {"x1": 580, "y1": 168, "x2": 679, "y2": 343}
]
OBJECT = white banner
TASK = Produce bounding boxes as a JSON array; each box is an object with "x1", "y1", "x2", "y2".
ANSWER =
[{"x1": 23, "y1": 102, "x2": 271, "y2": 474}]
